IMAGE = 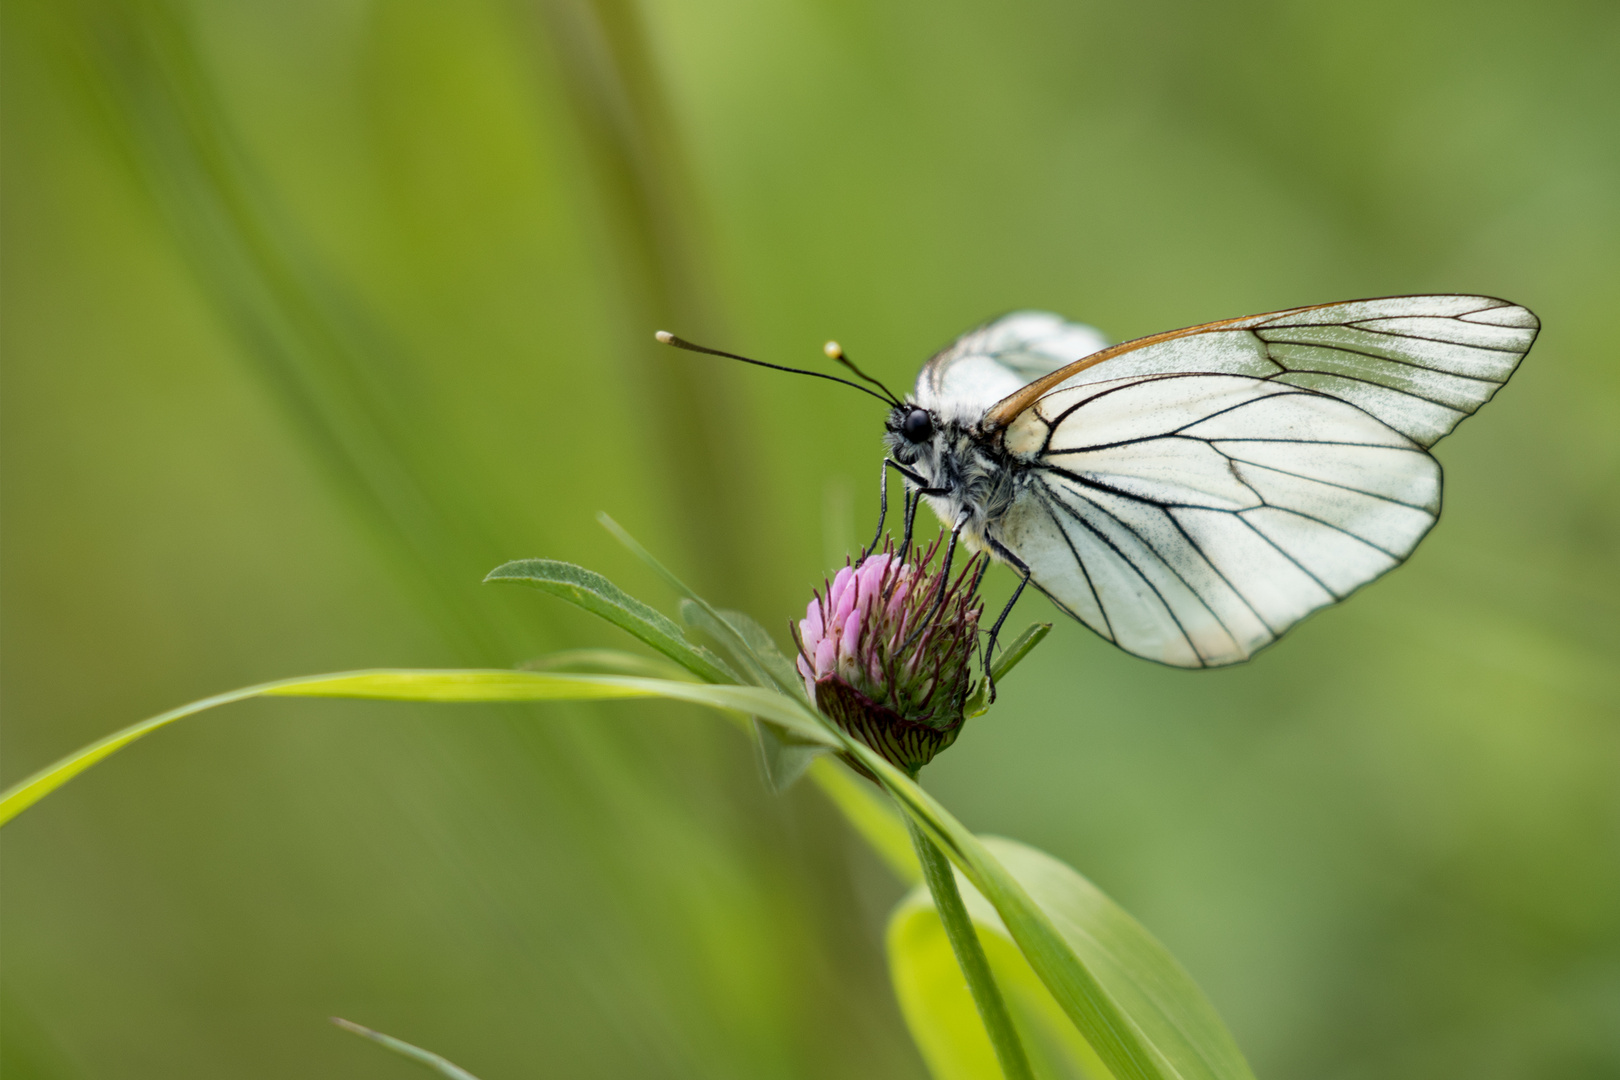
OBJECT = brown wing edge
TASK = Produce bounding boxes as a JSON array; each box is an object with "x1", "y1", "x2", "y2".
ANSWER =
[{"x1": 979, "y1": 294, "x2": 1536, "y2": 436}]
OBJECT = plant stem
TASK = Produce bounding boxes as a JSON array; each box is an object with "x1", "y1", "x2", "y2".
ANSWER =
[{"x1": 904, "y1": 812, "x2": 1035, "y2": 1080}]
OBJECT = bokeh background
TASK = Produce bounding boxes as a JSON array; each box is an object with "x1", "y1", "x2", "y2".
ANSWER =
[{"x1": 4, "y1": 0, "x2": 1617, "y2": 1077}]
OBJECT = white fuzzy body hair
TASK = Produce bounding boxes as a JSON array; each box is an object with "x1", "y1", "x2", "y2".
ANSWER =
[{"x1": 884, "y1": 407, "x2": 1026, "y2": 556}]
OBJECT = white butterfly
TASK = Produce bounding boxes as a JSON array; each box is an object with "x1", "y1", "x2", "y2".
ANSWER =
[{"x1": 875, "y1": 295, "x2": 1539, "y2": 669}]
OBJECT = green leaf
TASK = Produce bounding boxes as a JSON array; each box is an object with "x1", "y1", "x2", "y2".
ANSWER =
[
  {"x1": 597, "y1": 513, "x2": 770, "y2": 688},
  {"x1": 0, "y1": 669, "x2": 835, "y2": 826},
  {"x1": 677, "y1": 602, "x2": 824, "y2": 792},
  {"x1": 965, "y1": 623, "x2": 1053, "y2": 718},
  {"x1": 834, "y1": 739, "x2": 1254, "y2": 1080},
  {"x1": 889, "y1": 834, "x2": 1249, "y2": 1080},
  {"x1": 680, "y1": 601, "x2": 826, "y2": 790},
  {"x1": 332, "y1": 1017, "x2": 483, "y2": 1080},
  {"x1": 484, "y1": 558, "x2": 736, "y2": 684},
  {"x1": 904, "y1": 813, "x2": 1037, "y2": 1080},
  {"x1": 889, "y1": 879, "x2": 1111, "y2": 1080},
  {"x1": 601, "y1": 514, "x2": 832, "y2": 792},
  {"x1": 992, "y1": 623, "x2": 1053, "y2": 682},
  {"x1": 679, "y1": 599, "x2": 776, "y2": 690},
  {"x1": 753, "y1": 718, "x2": 826, "y2": 793},
  {"x1": 978, "y1": 838, "x2": 1249, "y2": 1080},
  {"x1": 718, "y1": 608, "x2": 808, "y2": 702}
]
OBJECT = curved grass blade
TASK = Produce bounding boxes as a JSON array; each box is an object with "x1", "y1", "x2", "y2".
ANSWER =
[
  {"x1": 890, "y1": 834, "x2": 1253, "y2": 1080},
  {"x1": 0, "y1": 680, "x2": 288, "y2": 828},
  {"x1": 2, "y1": 660, "x2": 1249, "y2": 1080},
  {"x1": 0, "y1": 670, "x2": 834, "y2": 827},
  {"x1": 979, "y1": 838, "x2": 1249, "y2": 1080},
  {"x1": 0, "y1": 556, "x2": 1244, "y2": 1080},
  {"x1": 331, "y1": 1017, "x2": 482, "y2": 1080},
  {"x1": 889, "y1": 884, "x2": 1112, "y2": 1080},
  {"x1": 834, "y1": 738, "x2": 1254, "y2": 1080},
  {"x1": 485, "y1": 558, "x2": 735, "y2": 683}
]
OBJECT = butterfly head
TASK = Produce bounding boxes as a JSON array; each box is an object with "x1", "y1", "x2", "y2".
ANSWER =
[
  {"x1": 884, "y1": 402, "x2": 942, "y2": 467},
  {"x1": 897, "y1": 405, "x2": 934, "y2": 444}
]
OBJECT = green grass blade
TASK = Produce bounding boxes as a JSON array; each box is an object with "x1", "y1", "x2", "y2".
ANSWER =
[
  {"x1": 2, "y1": 655, "x2": 1248, "y2": 1080},
  {"x1": 0, "y1": 681, "x2": 289, "y2": 827},
  {"x1": 522, "y1": 0, "x2": 755, "y2": 594},
  {"x1": 834, "y1": 739, "x2": 1253, "y2": 1080},
  {"x1": 0, "y1": 669, "x2": 834, "y2": 827},
  {"x1": 486, "y1": 559, "x2": 735, "y2": 683},
  {"x1": 906, "y1": 813, "x2": 1036, "y2": 1080},
  {"x1": 889, "y1": 881, "x2": 1113, "y2": 1080},
  {"x1": 331, "y1": 1017, "x2": 482, "y2": 1080},
  {"x1": 980, "y1": 838, "x2": 1250, "y2": 1080}
]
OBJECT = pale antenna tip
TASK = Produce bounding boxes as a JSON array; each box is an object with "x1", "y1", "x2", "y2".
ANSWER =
[
  {"x1": 823, "y1": 340, "x2": 844, "y2": 359},
  {"x1": 654, "y1": 330, "x2": 675, "y2": 344}
]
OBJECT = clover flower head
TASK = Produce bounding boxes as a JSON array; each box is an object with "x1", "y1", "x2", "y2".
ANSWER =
[{"x1": 795, "y1": 541, "x2": 983, "y2": 776}]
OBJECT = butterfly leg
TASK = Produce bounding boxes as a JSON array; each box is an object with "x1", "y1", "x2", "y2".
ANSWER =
[
  {"x1": 865, "y1": 457, "x2": 939, "y2": 560},
  {"x1": 900, "y1": 490, "x2": 919, "y2": 558},
  {"x1": 877, "y1": 489, "x2": 920, "y2": 606},
  {"x1": 882, "y1": 458, "x2": 949, "y2": 559},
  {"x1": 861, "y1": 458, "x2": 890, "y2": 562},
  {"x1": 980, "y1": 539, "x2": 1032, "y2": 704}
]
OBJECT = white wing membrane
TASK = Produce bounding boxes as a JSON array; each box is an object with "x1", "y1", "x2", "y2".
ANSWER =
[
  {"x1": 917, "y1": 311, "x2": 1108, "y2": 420},
  {"x1": 997, "y1": 374, "x2": 1441, "y2": 666},
  {"x1": 913, "y1": 296, "x2": 1535, "y2": 667},
  {"x1": 1023, "y1": 295, "x2": 1537, "y2": 448}
]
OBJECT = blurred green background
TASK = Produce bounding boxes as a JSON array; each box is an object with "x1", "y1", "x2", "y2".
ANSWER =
[{"x1": 3, "y1": 0, "x2": 1617, "y2": 1076}]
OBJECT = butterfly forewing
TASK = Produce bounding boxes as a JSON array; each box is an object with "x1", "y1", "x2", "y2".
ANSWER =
[{"x1": 976, "y1": 295, "x2": 1537, "y2": 445}]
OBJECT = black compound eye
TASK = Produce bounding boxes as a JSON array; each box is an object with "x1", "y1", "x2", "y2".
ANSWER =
[{"x1": 900, "y1": 408, "x2": 934, "y2": 443}]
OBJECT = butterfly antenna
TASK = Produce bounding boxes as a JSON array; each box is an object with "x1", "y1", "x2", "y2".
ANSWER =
[
  {"x1": 823, "y1": 341, "x2": 902, "y2": 406},
  {"x1": 654, "y1": 331, "x2": 895, "y2": 406}
]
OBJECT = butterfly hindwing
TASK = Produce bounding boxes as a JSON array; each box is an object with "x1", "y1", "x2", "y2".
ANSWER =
[
  {"x1": 998, "y1": 374, "x2": 1442, "y2": 666},
  {"x1": 915, "y1": 311, "x2": 1108, "y2": 419}
]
